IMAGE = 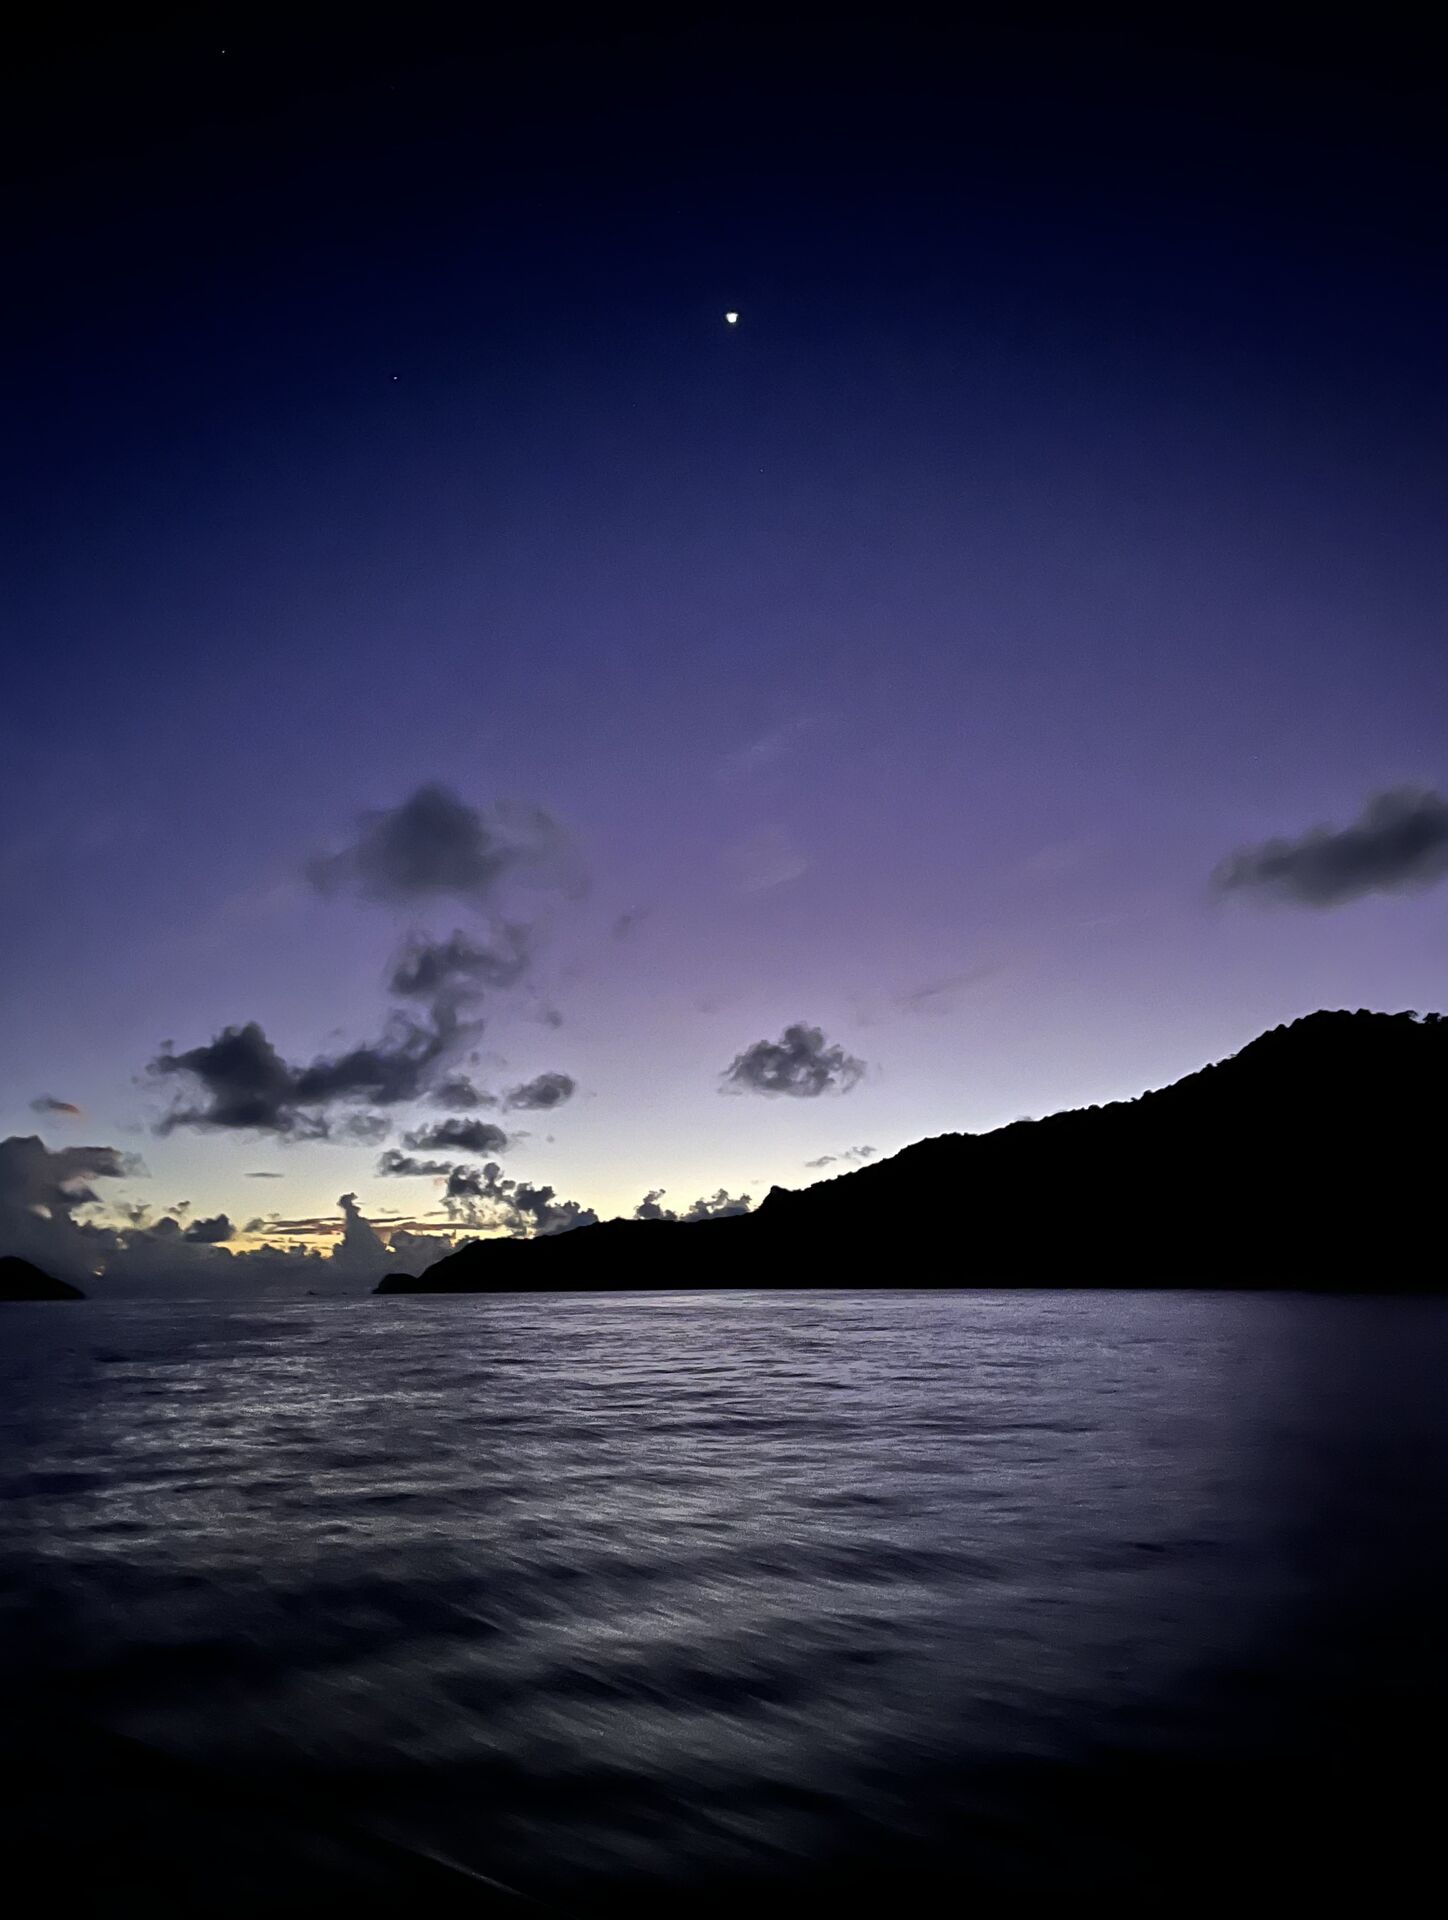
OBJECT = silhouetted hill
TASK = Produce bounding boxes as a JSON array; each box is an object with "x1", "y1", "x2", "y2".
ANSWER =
[
  {"x1": 0, "y1": 1255, "x2": 85, "y2": 1300},
  {"x1": 377, "y1": 1010, "x2": 1446, "y2": 1295}
]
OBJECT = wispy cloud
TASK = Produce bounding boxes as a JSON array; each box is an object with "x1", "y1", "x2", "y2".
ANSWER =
[
  {"x1": 897, "y1": 964, "x2": 1002, "y2": 1013},
  {"x1": 723, "y1": 824, "x2": 809, "y2": 892},
  {"x1": 805, "y1": 1144, "x2": 877, "y2": 1169},
  {"x1": 718, "y1": 712, "x2": 830, "y2": 782}
]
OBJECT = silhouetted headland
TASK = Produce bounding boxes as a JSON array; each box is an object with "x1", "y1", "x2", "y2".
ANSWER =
[
  {"x1": 0, "y1": 1255, "x2": 85, "y2": 1301},
  {"x1": 378, "y1": 1010, "x2": 1445, "y2": 1294}
]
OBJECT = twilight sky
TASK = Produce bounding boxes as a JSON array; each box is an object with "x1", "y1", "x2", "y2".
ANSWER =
[{"x1": 2, "y1": 14, "x2": 1445, "y2": 1288}]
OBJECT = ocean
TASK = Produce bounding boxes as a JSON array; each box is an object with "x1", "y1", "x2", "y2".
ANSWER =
[{"x1": 2, "y1": 1288, "x2": 1444, "y2": 1911}]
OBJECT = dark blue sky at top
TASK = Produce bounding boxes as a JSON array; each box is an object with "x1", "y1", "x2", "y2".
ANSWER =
[{"x1": 2, "y1": 10, "x2": 1445, "y2": 1257}]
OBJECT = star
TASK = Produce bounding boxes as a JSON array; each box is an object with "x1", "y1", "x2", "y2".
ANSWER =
[{"x1": 725, "y1": 311, "x2": 739, "y2": 325}]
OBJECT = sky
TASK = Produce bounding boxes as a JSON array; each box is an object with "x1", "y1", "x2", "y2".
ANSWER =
[{"x1": 2, "y1": 12, "x2": 1445, "y2": 1289}]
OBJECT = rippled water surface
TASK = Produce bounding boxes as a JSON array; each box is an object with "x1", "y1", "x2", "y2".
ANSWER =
[{"x1": 3, "y1": 1290, "x2": 1446, "y2": 1910}]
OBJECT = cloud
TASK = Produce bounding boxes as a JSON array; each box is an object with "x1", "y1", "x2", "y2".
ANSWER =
[
  {"x1": 402, "y1": 1116, "x2": 511, "y2": 1156},
  {"x1": 30, "y1": 1096, "x2": 81, "y2": 1117},
  {"x1": 309, "y1": 784, "x2": 578, "y2": 909},
  {"x1": 503, "y1": 1071, "x2": 576, "y2": 1111},
  {"x1": 631, "y1": 1187, "x2": 754, "y2": 1221},
  {"x1": 719, "y1": 713, "x2": 827, "y2": 781},
  {"x1": 156, "y1": 790, "x2": 576, "y2": 1143},
  {"x1": 377, "y1": 1148, "x2": 455, "y2": 1177},
  {"x1": 183, "y1": 1214, "x2": 235, "y2": 1244},
  {"x1": 805, "y1": 1145, "x2": 878, "y2": 1169},
  {"x1": 0, "y1": 1134, "x2": 131, "y2": 1277},
  {"x1": 335, "y1": 1191, "x2": 390, "y2": 1281},
  {"x1": 1213, "y1": 787, "x2": 1448, "y2": 908},
  {"x1": 443, "y1": 1160, "x2": 598, "y2": 1238},
  {"x1": 247, "y1": 1170, "x2": 285, "y2": 1178},
  {"x1": 897, "y1": 965, "x2": 1001, "y2": 1012},
  {"x1": 2, "y1": 1157, "x2": 461, "y2": 1294},
  {"x1": 151, "y1": 1022, "x2": 299, "y2": 1133},
  {"x1": 682, "y1": 1189, "x2": 753, "y2": 1220},
  {"x1": 1021, "y1": 837, "x2": 1100, "y2": 879},
  {"x1": 443, "y1": 1166, "x2": 489, "y2": 1201},
  {"x1": 289, "y1": 1010, "x2": 462, "y2": 1108},
  {"x1": 388, "y1": 925, "x2": 532, "y2": 1002},
  {"x1": 151, "y1": 1006, "x2": 466, "y2": 1136},
  {"x1": 429, "y1": 1075, "x2": 498, "y2": 1109},
  {"x1": 385, "y1": 1227, "x2": 461, "y2": 1271},
  {"x1": 723, "y1": 824, "x2": 809, "y2": 892},
  {"x1": 723, "y1": 1023, "x2": 865, "y2": 1097}
]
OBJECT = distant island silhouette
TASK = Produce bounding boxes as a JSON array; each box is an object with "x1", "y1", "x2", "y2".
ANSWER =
[
  {"x1": 378, "y1": 1009, "x2": 1445, "y2": 1295},
  {"x1": 0, "y1": 1255, "x2": 85, "y2": 1301}
]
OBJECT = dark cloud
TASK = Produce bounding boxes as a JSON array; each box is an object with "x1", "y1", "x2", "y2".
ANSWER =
[
  {"x1": 403, "y1": 1116, "x2": 511, "y2": 1156},
  {"x1": 504, "y1": 1071, "x2": 576, "y2": 1111},
  {"x1": 1213, "y1": 787, "x2": 1448, "y2": 908},
  {"x1": 631, "y1": 1187, "x2": 753, "y2": 1221},
  {"x1": 0, "y1": 1136, "x2": 131, "y2": 1219},
  {"x1": 156, "y1": 792, "x2": 566, "y2": 1144},
  {"x1": 388, "y1": 925, "x2": 531, "y2": 1002},
  {"x1": 386, "y1": 1227, "x2": 461, "y2": 1270},
  {"x1": 2, "y1": 1162, "x2": 460, "y2": 1295},
  {"x1": 152, "y1": 1007, "x2": 465, "y2": 1136},
  {"x1": 150, "y1": 1022, "x2": 305, "y2": 1134},
  {"x1": 335, "y1": 1191, "x2": 389, "y2": 1281},
  {"x1": 0, "y1": 1134, "x2": 130, "y2": 1278},
  {"x1": 309, "y1": 784, "x2": 577, "y2": 909},
  {"x1": 247, "y1": 1170, "x2": 284, "y2": 1178},
  {"x1": 30, "y1": 1095, "x2": 81, "y2": 1117},
  {"x1": 290, "y1": 1010, "x2": 461, "y2": 1108},
  {"x1": 429, "y1": 1074, "x2": 498, "y2": 1109},
  {"x1": 444, "y1": 1165, "x2": 487, "y2": 1201},
  {"x1": 183, "y1": 1214, "x2": 235, "y2": 1244},
  {"x1": 805, "y1": 1145, "x2": 878, "y2": 1169},
  {"x1": 443, "y1": 1160, "x2": 598, "y2": 1238},
  {"x1": 723, "y1": 1024, "x2": 865, "y2": 1097},
  {"x1": 377, "y1": 1148, "x2": 455, "y2": 1177},
  {"x1": 682, "y1": 1189, "x2": 753, "y2": 1220}
]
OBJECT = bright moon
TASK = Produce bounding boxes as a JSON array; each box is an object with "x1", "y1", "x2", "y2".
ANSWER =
[{"x1": 725, "y1": 311, "x2": 739, "y2": 325}]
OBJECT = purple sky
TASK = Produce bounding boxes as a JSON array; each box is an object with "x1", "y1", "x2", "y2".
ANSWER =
[{"x1": 2, "y1": 16, "x2": 1445, "y2": 1285}]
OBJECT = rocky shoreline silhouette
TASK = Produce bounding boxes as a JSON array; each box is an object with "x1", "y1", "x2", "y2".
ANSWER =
[
  {"x1": 0, "y1": 1256, "x2": 85, "y2": 1301},
  {"x1": 377, "y1": 1009, "x2": 1444, "y2": 1295}
]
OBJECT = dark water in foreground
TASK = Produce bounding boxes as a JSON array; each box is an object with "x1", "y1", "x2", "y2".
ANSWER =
[{"x1": 2, "y1": 1290, "x2": 1445, "y2": 1912}]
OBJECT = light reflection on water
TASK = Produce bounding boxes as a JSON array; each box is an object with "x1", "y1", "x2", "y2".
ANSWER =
[{"x1": 2, "y1": 1289, "x2": 1445, "y2": 1908}]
